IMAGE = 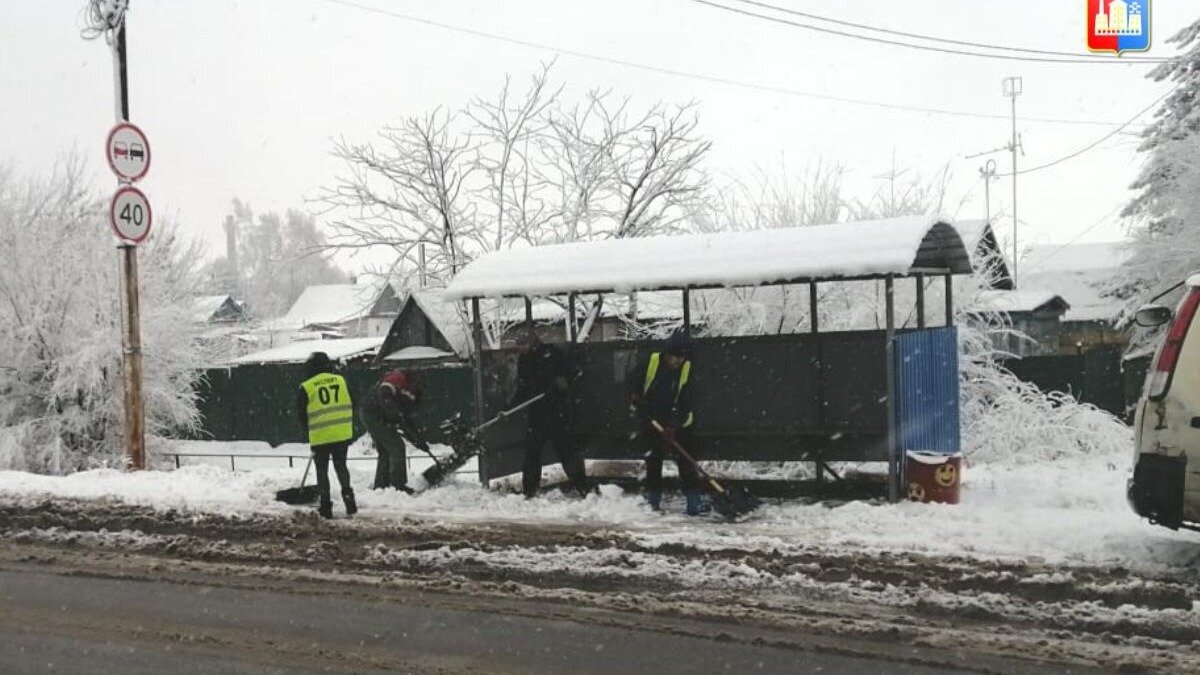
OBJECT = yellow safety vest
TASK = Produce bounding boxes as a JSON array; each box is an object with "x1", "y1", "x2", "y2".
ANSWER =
[
  {"x1": 302, "y1": 373, "x2": 354, "y2": 445},
  {"x1": 643, "y1": 352, "x2": 694, "y2": 428}
]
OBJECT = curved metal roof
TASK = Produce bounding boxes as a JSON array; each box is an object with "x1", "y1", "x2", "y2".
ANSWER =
[{"x1": 445, "y1": 216, "x2": 972, "y2": 300}]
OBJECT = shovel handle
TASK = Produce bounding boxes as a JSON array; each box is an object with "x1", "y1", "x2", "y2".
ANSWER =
[{"x1": 648, "y1": 419, "x2": 725, "y2": 493}]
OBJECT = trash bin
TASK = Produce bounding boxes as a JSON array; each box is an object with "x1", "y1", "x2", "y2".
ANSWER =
[{"x1": 905, "y1": 451, "x2": 963, "y2": 504}]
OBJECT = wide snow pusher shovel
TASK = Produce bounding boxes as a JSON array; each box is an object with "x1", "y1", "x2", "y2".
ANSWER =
[
  {"x1": 649, "y1": 419, "x2": 762, "y2": 520},
  {"x1": 420, "y1": 394, "x2": 545, "y2": 489},
  {"x1": 275, "y1": 457, "x2": 320, "y2": 505}
]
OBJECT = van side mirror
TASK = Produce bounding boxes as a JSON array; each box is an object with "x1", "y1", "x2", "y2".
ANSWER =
[{"x1": 1135, "y1": 305, "x2": 1173, "y2": 328}]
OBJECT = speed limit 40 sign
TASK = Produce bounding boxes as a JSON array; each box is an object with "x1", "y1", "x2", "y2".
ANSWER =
[{"x1": 109, "y1": 186, "x2": 153, "y2": 243}]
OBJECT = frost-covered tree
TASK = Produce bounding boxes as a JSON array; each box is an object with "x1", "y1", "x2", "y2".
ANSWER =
[
  {"x1": 316, "y1": 64, "x2": 711, "y2": 290},
  {"x1": 1123, "y1": 18, "x2": 1200, "y2": 231},
  {"x1": 201, "y1": 200, "x2": 347, "y2": 319},
  {"x1": 0, "y1": 160, "x2": 208, "y2": 473},
  {"x1": 703, "y1": 159, "x2": 846, "y2": 232},
  {"x1": 1112, "y1": 19, "x2": 1200, "y2": 320}
]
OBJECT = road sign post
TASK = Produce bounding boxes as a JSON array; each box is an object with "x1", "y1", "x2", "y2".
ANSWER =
[{"x1": 94, "y1": 2, "x2": 149, "y2": 471}]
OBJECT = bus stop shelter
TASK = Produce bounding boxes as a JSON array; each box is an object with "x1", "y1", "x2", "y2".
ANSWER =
[{"x1": 444, "y1": 216, "x2": 972, "y2": 501}]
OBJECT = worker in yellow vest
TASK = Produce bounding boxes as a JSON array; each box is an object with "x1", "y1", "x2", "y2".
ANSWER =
[
  {"x1": 296, "y1": 352, "x2": 357, "y2": 519},
  {"x1": 627, "y1": 331, "x2": 703, "y2": 515}
]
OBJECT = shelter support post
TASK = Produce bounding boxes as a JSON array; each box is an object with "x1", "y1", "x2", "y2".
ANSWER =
[
  {"x1": 885, "y1": 276, "x2": 899, "y2": 503},
  {"x1": 809, "y1": 282, "x2": 819, "y2": 333},
  {"x1": 470, "y1": 298, "x2": 487, "y2": 485},
  {"x1": 567, "y1": 293, "x2": 577, "y2": 342},
  {"x1": 915, "y1": 274, "x2": 926, "y2": 329},
  {"x1": 944, "y1": 274, "x2": 954, "y2": 326},
  {"x1": 524, "y1": 297, "x2": 533, "y2": 328},
  {"x1": 682, "y1": 288, "x2": 691, "y2": 334}
]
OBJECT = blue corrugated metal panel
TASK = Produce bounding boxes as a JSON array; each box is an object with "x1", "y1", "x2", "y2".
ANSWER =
[{"x1": 894, "y1": 327, "x2": 961, "y2": 454}]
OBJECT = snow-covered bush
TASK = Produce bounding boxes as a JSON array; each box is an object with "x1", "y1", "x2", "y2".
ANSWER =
[
  {"x1": 0, "y1": 160, "x2": 207, "y2": 473},
  {"x1": 957, "y1": 319, "x2": 1130, "y2": 467}
]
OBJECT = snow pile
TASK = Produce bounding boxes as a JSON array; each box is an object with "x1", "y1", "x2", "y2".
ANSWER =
[{"x1": 0, "y1": 438, "x2": 1195, "y2": 574}]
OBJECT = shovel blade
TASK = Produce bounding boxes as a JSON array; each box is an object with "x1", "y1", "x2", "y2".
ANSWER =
[
  {"x1": 710, "y1": 484, "x2": 763, "y2": 520},
  {"x1": 421, "y1": 462, "x2": 449, "y2": 488},
  {"x1": 275, "y1": 485, "x2": 320, "y2": 505}
]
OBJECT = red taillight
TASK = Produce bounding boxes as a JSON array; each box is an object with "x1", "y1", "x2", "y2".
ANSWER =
[{"x1": 1148, "y1": 289, "x2": 1200, "y2": 398}]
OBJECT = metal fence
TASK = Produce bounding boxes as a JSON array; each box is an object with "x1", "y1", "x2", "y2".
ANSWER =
[
  {"x1": 477, "y1": 330, "x2": 919, "y2": 482},
  {"x1": 189, "y1": 362, "x2": 476, "y2": 447},
  {"x1": 1001, "y1": 345, "x2": 1145, "y2": 419}
]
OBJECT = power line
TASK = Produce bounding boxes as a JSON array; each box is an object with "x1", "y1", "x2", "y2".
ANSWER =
[
  {"x1": 689, "y1": 0, "x2": 1171, "y2": 65},
  {"x1": 1001, "y1": 93, "x2": 1167, "y2": 176},
  {"x1": 725, "y1": 0, "x2": 1169, "y2": 62},
  {"x1": 1021, "y1": 204, "x2": 1124, "y2": 272},
  {"x1": 316, "y1": 0, "x2": 1131, "y2": 127}
]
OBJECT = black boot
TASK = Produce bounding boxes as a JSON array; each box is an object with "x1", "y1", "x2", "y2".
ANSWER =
[
  {"x1": 318, "y1": 499, "x2": 333, "y2": 520},
  {"x1": 342, "y1": 490, "x2": 357, "y2": 516}
]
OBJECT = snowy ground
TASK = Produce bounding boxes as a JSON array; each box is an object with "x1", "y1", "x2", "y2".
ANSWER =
[
  {"x1": 0, "y1": 439, "x2": 1196, "y2": 575},
  {"x1": 3, "y1": 441, "x2": 1200, "y2": 672}
]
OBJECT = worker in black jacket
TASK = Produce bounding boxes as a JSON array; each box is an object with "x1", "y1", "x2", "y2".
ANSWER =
[
  {"x1": 627, "y1": 331, "x2": 704, "y2": 515},
  {"x1": 296, "y1": 352, "x2": 357, "y2": 519},
  {"x1": 363, "y1": 369, "x2": 430, "y2": 493},
  {"x1": 511, "y1": 328, "x2": 589, "y2": 498}
]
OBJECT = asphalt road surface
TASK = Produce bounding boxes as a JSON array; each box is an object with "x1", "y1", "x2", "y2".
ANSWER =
[{"x1": 0, "y1": 567, "x2": 971, "y2": 675}]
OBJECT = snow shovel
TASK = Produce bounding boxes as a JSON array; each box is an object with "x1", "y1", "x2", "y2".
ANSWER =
[
  {"x1": 275, "y1": 457, "x2": 320, "y2": 505},
  {"x1": 648, "y1": 419, "x2": 762, "y2": 520},
  {"x1": 420, "y1": 394, "x2": 546, "y2": 489}
]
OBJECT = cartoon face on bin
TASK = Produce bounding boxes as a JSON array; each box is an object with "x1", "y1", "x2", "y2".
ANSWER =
[{"x1": 934, "y1": 462, "x2": 958, "y2": 488}]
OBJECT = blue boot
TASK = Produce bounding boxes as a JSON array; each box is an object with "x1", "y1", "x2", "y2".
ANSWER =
[
  {"x1": 645, "y1": 491, "x2": 662, "y2": 511},
  {"x1": 685, "y1": 491, "x2": 710, "y2": 516}
]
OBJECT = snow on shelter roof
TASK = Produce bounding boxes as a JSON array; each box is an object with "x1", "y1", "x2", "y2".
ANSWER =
[{"x1": 444, "y1": 216, "x2": 971, "y2": 300}]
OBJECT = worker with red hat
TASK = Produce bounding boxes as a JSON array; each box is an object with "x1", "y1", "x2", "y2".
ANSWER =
[{"x1": 363, "y1": 368, "x2": 430, "y2": 493}]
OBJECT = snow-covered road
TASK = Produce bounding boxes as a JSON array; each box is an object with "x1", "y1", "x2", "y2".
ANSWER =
[{"x1": 2, "y1": 441, "x2": 1199, "y2": 672}]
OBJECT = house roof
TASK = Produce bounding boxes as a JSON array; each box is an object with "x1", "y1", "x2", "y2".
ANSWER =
[
  {"x1": 954, "y1": 219, "x2": 1013, "y2": 290},
  {"x1": 230, "y1": 337, "x2": 384, "y2": 365},
  {"x1": 191, "y1": 295, "x2": 236, "y2": 323},
  {"x1": 444, "y1": 216, "x2": 972, "y2": 299},
  {"x1": 411, "y1": 289, "x2": 472, "y2": 357},
  {"x1": 277, "y1": 283, "x2": 383, "y2": 329},
  {"x1": 1019, "y1": 242, "x2": 1129, "y2": 322},
  {"x1": 976, "y1": 289, "x2": 1070, "y2": 314}
]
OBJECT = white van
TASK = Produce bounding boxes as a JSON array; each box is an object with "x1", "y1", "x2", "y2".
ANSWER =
[{"x1": 1128, "y1": 276, "x2": 1200, "y2": 532}]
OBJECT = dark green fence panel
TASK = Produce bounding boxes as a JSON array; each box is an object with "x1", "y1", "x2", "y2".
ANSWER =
[
  {"x1": 191, "y1": 362, "x2": 475, "y2": 447},
  {"x1": 1001, "y1": 345, "x2": 1132, "y2": 418},
  {"x1": 478, "y1": 331, "x2": 894, "y2": 482}
]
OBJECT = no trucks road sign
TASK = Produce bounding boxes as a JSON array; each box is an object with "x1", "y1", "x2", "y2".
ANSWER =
[
  {"x1": 106, "y1": 122, "x2": 151, "y2": 182},
  {"x1": 109, "y1": 186, "x2": 152, "y2": 243}
]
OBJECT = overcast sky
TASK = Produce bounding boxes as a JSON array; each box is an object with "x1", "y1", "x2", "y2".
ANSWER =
[{"x1": 1, "y1": 0, "x2": 1194, "y2": 274}]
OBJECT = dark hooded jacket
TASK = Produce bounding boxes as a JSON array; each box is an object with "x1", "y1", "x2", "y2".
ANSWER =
[{"x1": 510, "y1": 342, "x2": 573, "y2": 426}]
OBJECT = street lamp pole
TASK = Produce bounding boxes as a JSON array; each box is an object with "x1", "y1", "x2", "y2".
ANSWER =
[{"x1": 1002, "y1": 76, "x2": 1023, "y2": 285}]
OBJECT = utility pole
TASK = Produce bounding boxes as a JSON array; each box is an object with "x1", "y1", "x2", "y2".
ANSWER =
[
  {"x1": 115, "y1": 4, "x2": 146, "y2": 471},
  {"x1": 90, "y1": 1, "x2": 147, "y2": 470},
  {"x1": 1002, "y1": 76, "x2": 1023, "y2": 285}
]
